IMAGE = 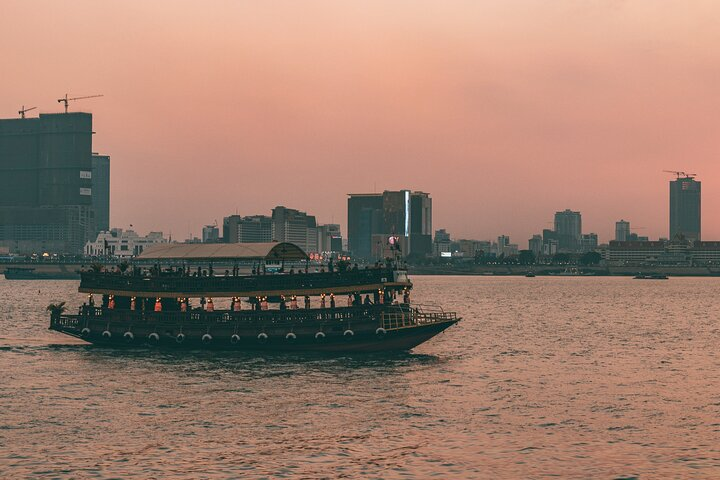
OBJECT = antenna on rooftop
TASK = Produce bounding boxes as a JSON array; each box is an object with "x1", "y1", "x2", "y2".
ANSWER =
[
  {"x1": 18, "y1": 106, "x2": 37, "y2": 119},
  {"x1": 57, "y1": 93, "x2": 104, "y2": 113}
]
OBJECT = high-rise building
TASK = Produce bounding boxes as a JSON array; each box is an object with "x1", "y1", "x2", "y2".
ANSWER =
[
  {"x1": 271, "y1": 206, "x2": 318, "y2": 253},
  {"x1": 347, "y1": 190, "x2": 432, "y2": 260},
  {"x1": 223, "y1": 215, "x2": 272, "y2": 243},
  {"x1": 554, "y1": 209, "x2": 582, "y2": 252},
  {"x1": 202, "y1": 225, "x2": 220, "y2": 243},
  {"x1": 528, "y1": 234, "x2": 543, "y2": 256},
  {"x1": 317, "y1": 224, "x2": 342, "y2": 253},
  {"x1": 581, "y1": 233, "x2": 598, "y2": 252},
  {"x1": 91, "y1": 154, "x2": 110, "y2": 234},
  {"x1": 615, "y1": 220, "x2": 630, "y2": 242},
  {"x1": 0, "y1": 112, "x2": 98, "y2": 253},
  {"x1": 669, "y1": 176, "x2": 701, "y2": 242}
]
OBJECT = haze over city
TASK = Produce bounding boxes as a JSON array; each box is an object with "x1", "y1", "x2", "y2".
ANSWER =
[{"x1": 2, "y1": 1, "x2": 719, "y2": 242}]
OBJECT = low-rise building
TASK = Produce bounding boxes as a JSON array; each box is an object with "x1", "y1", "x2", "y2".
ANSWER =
[{"x1": 84, "y1": 229, "x2": 166, "y2": 258}]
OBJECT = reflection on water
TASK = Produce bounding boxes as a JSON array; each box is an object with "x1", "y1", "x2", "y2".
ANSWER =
[{"x1": 1, "y1": 276, "x2": 720, "y2": 478}]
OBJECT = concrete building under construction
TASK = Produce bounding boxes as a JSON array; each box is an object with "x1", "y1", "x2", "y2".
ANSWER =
[{"x1": 0, "y1": 112, "x2": 106, "y2": 254}]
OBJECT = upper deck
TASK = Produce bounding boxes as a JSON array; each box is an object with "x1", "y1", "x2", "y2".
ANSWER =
[{"x1": 79, "y1": 268, "x2": 411, "y2": 298}]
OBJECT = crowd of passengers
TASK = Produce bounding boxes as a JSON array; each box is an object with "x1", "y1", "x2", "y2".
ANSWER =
[
  {"x1": 81, "y1": 258, "x2": 402, "y2": 278},
  {"x1": 80, "y1": 288, "x2": 410, "y2": 315}
]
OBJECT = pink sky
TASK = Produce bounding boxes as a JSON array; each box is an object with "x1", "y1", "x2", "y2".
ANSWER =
[{"x1": 2, "y1": 1, "x2": 719, "y2": 244}]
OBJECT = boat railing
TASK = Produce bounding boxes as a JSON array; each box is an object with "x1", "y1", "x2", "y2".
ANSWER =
[
  {"x1": 55, "y1": 305, "x2": 387, "y2": 329},
  {"x1": 381, "y1": 307, "x2": 458, "y2": 331}
]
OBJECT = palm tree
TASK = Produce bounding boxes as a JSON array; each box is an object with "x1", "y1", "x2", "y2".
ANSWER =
[{"x1": 46, "y1": 302, "x2": 67, "y2": 317}]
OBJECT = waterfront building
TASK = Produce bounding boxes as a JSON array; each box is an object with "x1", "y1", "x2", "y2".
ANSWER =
[
  {"x1": 457, "y1": 239, "x2": 486, "y2": 259},
  {"x1": 554, "y1": 209, "x2": 582, "y2": 252},
  {"x1": 528, "y1": 234, "x2": 543, "y2": 257},
  {"x1": 0, "y1": 112, "x2": 101, "y2": 254},
  {"x1": 223, "y1": 215, "x2": 273, "y2": 244},
  {"x1": 317, "y1": 224, "x2": 342, "y2": 253},
  {"x1": 581, "y1": 233, "x2": 599, "y2": 252},
  {"x1": 202, "y1": 225, "x2": 220, "y2": 243},
  {"x1": 272, "y1": 206, "x2": 318, "y2": 253},
  {"x1": 433, "y1": 229, "x2": 452, "y2": 257},
  {"x1": 91, "y1": 154, "x2": 110, "y2": 234},
  {"x1": 615, "y1": 220, "x2": 630, "y2": 242},
  {"x1": 347, "y1": 190, "x2": 432, "y2": 260},
  {"x1": 605, "y1": 238, "x2": 720, "y2": 265},
  {"x1": 84, "y1": 229, "x2": 166, "y2": 258},
  {"x1": 669, "y1": 176, "x2": 701, "y2": 241}
]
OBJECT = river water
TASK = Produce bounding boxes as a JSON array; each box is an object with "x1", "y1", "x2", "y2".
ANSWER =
[{"x1": 1, "y1": 276, "x2": 720, "y2": 478}]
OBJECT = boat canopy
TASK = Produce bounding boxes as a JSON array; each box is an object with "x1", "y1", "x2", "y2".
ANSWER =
[{"x1": 136, "y1": 242, "x2": 309, "y2": 262}]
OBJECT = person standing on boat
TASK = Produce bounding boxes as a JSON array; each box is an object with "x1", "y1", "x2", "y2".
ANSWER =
[
  {"x1": 304, "y1": 295, "x2": 311, "y2": 309},
  {"x1": 330, "y1": 294, "x2": 336, "y2": 308},
  {"x1": 320, "y1": 294, "x2": 326, "y2": 308}
]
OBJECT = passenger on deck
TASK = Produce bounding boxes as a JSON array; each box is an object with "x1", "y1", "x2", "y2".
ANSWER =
[
  {"x1": 330, "y1": 294, "x2": 336, "y2": 308},
  {"x1": 364, "y1": 295, "x2": 372, "y2": 305},
  {"x1": 304, "y1": 295, "x2": 311, "y2": 309}
]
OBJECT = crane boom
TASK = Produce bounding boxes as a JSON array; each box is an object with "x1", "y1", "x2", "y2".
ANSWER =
[
  {"x1": 663, "y1": 170, "x2": 697, "y2": 179},
  {"x1": 57, "y1": 93, "x2": 104, "y2": 113},
  {"x1": 18, "y1": 106, "x2": 37, "y2": 119}
]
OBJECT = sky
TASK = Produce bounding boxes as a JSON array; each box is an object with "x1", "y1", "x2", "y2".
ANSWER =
[{"x1": 2, "y1": 1, "x2": 719, "y2": 244}]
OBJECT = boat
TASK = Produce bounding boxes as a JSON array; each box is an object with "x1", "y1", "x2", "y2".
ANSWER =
[
  {"x1": 4, "y1": 267, "x2": 80, "y2": 280},
  {"x1": 48, "y1": 242, "x2": 460, "y2": 352},
  {"x1": 633, "y1": 273, "x2": 668, "y2": 280},
  {"x1": 548, "y1": 267, "x2": 595, "y2": 276},
  {"x1": 525, "y1": 272, "x2": 536, "y2": 277}
]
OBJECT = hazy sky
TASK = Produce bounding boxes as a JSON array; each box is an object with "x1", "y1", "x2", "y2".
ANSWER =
[{"x1": 2, "y1": 1, "x2": 719, "y2": 243}]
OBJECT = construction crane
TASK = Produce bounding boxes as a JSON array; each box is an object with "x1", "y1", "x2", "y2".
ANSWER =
[
  {"x1": 57, "y1": 94, "x2": 104, "y2": 113},
  {"x1": 663, "y1": 170, "x2": 697, "y2": 179},
  {"x1": 18, "y1": 105, "x2": 37, "y2": 119}
]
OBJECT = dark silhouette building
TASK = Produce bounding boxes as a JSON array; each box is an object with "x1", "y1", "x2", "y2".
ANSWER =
[
  {"x1": 669, "y1": 176, "x2": 701, "y2": 242},
  {"x1": 223, "y1": 215, "x2": 273, "y2": 243},
  {"x1": 92, "y1": 154, "x2": 110, "y2": 234},
  {"x1": 554, "y1": 209, "x2": 582, "y2": 252},
  {"x1": 0, "y1": 112, "x2": 99, "y2": 253},
  {"x1": 347, "y1": 190, "x2": 432, "y2": 260}
]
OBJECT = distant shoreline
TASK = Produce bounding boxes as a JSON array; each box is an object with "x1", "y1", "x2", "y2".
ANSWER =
[{"x1": 407, "y1": 265, "x2": 720, "y2": 277}]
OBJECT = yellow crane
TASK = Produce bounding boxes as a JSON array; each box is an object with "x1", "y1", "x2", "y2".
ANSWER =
[
  {"x1": 57, "y1": 94, "x2": 104, "y2": 113},
  {"x1": 18, "y1": 105, "x2": 37, "y2": 119}
]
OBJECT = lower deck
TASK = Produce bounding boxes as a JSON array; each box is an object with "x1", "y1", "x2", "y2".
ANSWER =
[{"x1": 49, "y1": 305, "x2": 459, "y2": 353}]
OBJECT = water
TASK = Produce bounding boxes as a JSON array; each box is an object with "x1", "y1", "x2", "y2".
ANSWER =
[{"x1": 2, "y1": 276, "x2": 720, "y2": 478}]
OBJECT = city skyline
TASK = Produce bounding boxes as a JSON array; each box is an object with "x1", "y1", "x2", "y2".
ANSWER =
[{"x1": 2, "y1": 1, "x2": 720, "y2": 243}]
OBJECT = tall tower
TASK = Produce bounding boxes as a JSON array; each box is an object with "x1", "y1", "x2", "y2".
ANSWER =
[
  {"x1": 615, "y1": 220, "x2": 630, "y2": 242},
  {"x1": 669, "y1": 176, "x2": 701, "y2": 242},
  {"x1": 554, "y1": 209, "x2": 582, "y2": 252}
]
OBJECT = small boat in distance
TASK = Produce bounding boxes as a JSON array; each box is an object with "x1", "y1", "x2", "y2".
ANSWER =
[
  {"x1": 4, "y1": 267, "x2": 79, "y2": 280},
  {"x1": 525, "y1": 272, "x2": 536, "y2": 277},
  {"x1": 48, "y1": 242, "x2": 460, "y2": 353},
  {"x1": 548, "y1": 267, "x2": 594, "y2": 276},
  {"x1": 634, "y1": 273, "x2": 669, "y2": 280}
]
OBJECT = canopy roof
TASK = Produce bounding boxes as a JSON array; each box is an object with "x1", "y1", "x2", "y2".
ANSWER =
[{"x1": 136, "y1": 242, "x2": 308, "y2": 262}]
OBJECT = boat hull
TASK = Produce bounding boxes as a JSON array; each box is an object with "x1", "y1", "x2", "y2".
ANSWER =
[{"x1": 49, "y1": 307, "x2": 459, "y2": 353}]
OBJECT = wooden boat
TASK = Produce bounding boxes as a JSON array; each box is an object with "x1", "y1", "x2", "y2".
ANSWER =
[
  {"x1": 48, "y1": 242, "x2": 459, "y2": 352},
  {"x1": 633, "y1": 273, "x2": 669, "y2": 280}
]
